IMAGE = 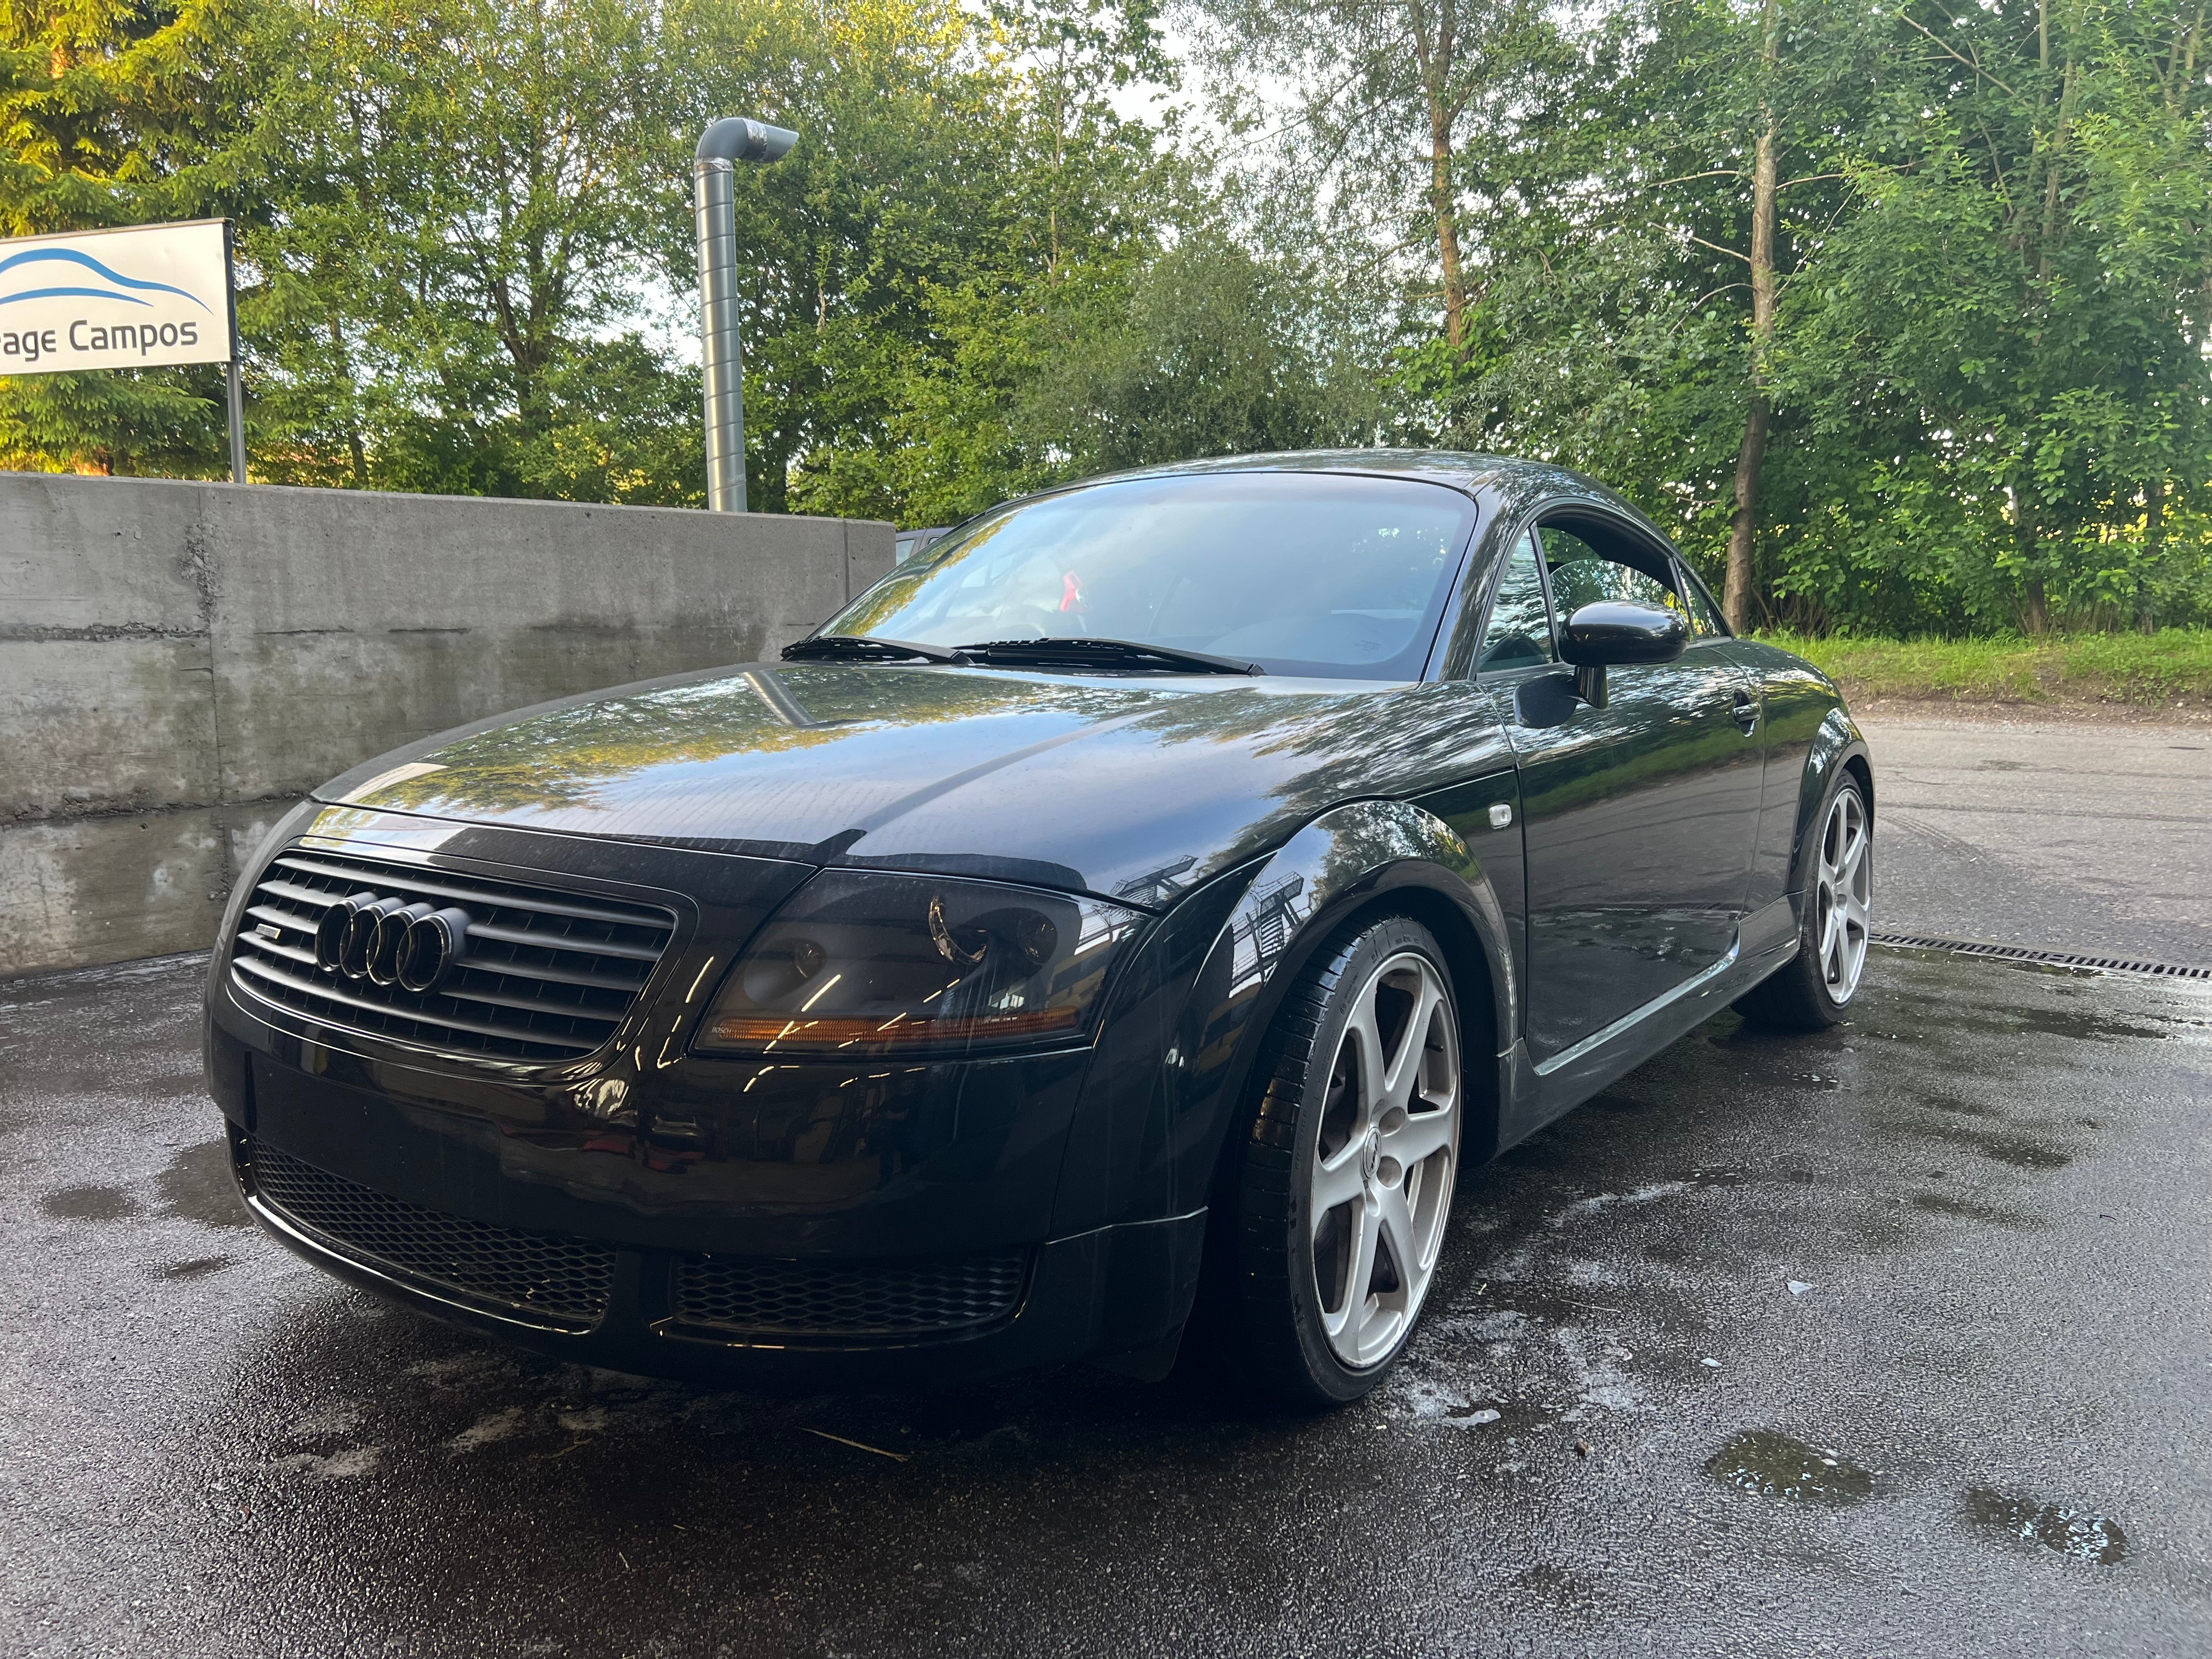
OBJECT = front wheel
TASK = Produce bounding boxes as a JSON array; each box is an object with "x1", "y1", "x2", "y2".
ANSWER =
[
  {"x1": 1216, "y1": 915, "x2": 1463, "y2": 1406},
  {"x1": 1735, "y1": 773, "x2": 1872, "y2": 1031}
]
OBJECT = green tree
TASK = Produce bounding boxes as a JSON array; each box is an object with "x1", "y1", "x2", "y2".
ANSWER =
[
  {"x1": 1775, "y1": 0, "x2": 2212, "y2": 630},
  {"x1": 242, "y1": 0, "x2": 700, "y2": 498},
  {"x1": 764, "y1": 0, "x2": 1182, "y2": 520},
  {"x1": 1199, "y1": 0, "x2": 1554, "y2": 347},
  {"x1": 1351, "y1": 0, "x2": 2212, "y2": 632},
  {"x1": 0, "y1": 0, "x2": 262, "y2": 474}
]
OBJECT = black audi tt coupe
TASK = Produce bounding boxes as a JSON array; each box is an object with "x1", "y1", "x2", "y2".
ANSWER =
[{"x1": 204, "y1": 451, "x2": 1874, "y2": 1404}]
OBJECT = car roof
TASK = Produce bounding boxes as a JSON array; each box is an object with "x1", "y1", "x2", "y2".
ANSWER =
[
  {"x1": 1097, "y1": 447, "x2": 1522, "y2": 490},
  {"x1": 1042, "y1": 449, "x2": 1661, "y2": 534}
]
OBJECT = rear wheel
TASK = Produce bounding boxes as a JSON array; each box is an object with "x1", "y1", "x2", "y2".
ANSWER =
[
  {"x1": 1217, "y1": 915, "x2": 1463, "y2": 1406},
  {"x1": 1735, "y1": 774, "x2": 1872, "y2": 1031}
]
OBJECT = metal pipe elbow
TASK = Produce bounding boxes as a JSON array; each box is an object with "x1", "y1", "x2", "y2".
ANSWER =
[{"x1": 696, "y1": 117, "x2": 798, "y2": 166}]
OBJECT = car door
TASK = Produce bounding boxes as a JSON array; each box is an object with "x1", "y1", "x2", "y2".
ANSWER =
[{"x1": 1477, "y1": 513, "x2": 1764, "y2": 1062}]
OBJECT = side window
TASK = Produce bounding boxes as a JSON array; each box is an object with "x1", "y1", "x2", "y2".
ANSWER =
[
  {"x1": 1476, "y1": 531, "x2": 1555, "y2": 672},
  {"x1": 1677, "y1": 566, "x2": 1728, "y2": 636},
  {"x1": 1538, "y1": 526, "x2": 1683, "y2": 620}
]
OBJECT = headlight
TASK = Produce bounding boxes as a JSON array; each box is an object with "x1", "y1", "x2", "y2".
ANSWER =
[{"x1": 694, "y1": 871, "x2": 1147, "y2": 1058}]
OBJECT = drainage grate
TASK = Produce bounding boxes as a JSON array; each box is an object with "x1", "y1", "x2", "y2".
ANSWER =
[{"x1": 1871, "y1": 932, "x2": 2212, "y2": 981}]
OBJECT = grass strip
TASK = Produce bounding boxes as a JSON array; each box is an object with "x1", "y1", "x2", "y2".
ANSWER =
[{"x1": 1756, "y1": 629, "x2": 2212, "y2": 709}]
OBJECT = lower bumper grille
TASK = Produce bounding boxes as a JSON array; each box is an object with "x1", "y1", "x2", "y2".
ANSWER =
[
  {"x1": 674, "y1": 1249, "x2": 1029, "y2": 1340},
  {"x1": 241, "y1": 1138, "x2": 616, "y2": 1330}
]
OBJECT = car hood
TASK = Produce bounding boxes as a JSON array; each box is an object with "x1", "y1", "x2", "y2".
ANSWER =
[{"x1": 313, "y1": 662, "x2": 1513, "y2": 907}]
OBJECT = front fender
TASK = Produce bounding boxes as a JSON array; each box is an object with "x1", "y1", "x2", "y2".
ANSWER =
[{"x1": 1049, "y1": 793, "x2": 1520, "y2": 1239}]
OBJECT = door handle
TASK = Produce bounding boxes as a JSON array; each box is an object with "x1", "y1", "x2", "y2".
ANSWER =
[{"x1": 1731, "y1": 689, "x2": 1760, "y2": 734}]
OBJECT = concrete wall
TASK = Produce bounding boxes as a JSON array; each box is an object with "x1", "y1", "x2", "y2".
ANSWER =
[{"x1": 1, "y1": 472, "x2": 894, "y2": 977}]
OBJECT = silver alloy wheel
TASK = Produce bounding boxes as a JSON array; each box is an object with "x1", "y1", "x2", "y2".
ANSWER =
[
  {"x1": 1308, "y1": 950, "x2": 1460, "y2": 1368},
  {"x1": 1815, "y1": 787, "x2": 1872, "y2": 1003}
]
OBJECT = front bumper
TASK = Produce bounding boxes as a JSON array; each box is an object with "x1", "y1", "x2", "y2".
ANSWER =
[{"x1": 218, "y1": 1039, "x2": 1203, "y2": 1386}]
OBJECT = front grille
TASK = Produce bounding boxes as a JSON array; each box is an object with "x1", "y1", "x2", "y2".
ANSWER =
[
  {"x1": 242, "y1": 1138, "x2": 616, "y2": 1329},
  {"x1": 673, "y1": 1249, "x2": 1029, "y2": 1341},
  {"x1": 229, "y1": 845, "x2": 676, "y2": 1061}
]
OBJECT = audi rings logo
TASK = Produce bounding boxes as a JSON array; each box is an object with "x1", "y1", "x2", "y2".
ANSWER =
[{"x1": 313, "y1": 892, "x2": 472, "y2": 994}]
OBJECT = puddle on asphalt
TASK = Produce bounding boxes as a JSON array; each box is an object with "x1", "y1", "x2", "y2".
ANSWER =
[
  {"x1": 1916, "y1": 1092, "x2": 2002, "y2": 1120},
  {"x1": 1957, "y1": 1133, "x2": 2070, "y2": 1170},
  {"x1": 1512, "y1": 1562, "x2": 1594, "y2": 1607},
  {"x1": 1705, "y1": 1430, "x2": 1875, "y2": 1505},
  {"x1": 1911, "y1": 1121, "x2": 2072, "y2": 1170},
  {"x1": 1965, "y1": 1487, "x2": 2128, "y2": 1564},
  {"x1": 157, "y1": 1139, "x2": 251, "y2": 1227},
  {"x1": 1931, "y1": 997, "x2": 2180, "y2": 1043},
  {"x1": 1881, "y1": 946, "x2": 2102, "y2": 982},
  {"x1": 1586, "y1": 1090, "x2": 1657, "y2": 1116},
  {"x1": 2002, "y1": 1007, "x2": 2174, "y2": 1043},
  {"x1": 1911, "y1": 1192, "x2": 2046, "y2": 1228},
  {"x1": 41, "y1": 1184, "x2": 142, "y2": 1222},
  {"x1": 154, "y1": 1255, "x2": 236, "y2": 1280}
]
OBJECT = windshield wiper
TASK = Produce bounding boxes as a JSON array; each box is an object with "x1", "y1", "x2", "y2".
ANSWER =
[
  {"x1": 957, "y1": 637, "x2": 1265, "y2": 676},
  {"x1": 781, "y1": 634, "x2": 971, "y2": 665}
]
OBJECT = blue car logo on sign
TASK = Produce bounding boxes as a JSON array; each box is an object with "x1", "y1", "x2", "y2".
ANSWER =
[{"x1": 0, "y1": 246, "x2": 211, "y2": 312}]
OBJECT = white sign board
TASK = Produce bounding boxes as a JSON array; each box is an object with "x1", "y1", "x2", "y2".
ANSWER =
[{"x1": 0, "y1": 218, "x2": 234, "y2": 375}]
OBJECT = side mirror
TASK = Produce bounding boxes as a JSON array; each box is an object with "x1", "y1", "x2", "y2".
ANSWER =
[{"x1": 1558, "y1": 601, "x2": 1689, "y2": 708}]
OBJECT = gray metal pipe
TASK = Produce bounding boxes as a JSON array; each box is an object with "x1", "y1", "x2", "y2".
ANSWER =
[{"x1": 695, "y1": 118, "x2": 797, "y2": 513}]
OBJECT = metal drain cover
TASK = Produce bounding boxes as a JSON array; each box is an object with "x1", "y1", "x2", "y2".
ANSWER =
[{"x1": 1871, "y1": 933, "x2": 2212, "y2": 980}]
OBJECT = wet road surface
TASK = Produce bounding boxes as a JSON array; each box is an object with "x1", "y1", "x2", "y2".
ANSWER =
[
  {"x1": 1859, "y1": 716, "x2": 2212, "y2": 966},
  {"x1": 4, "y1": 948, "x2": 2207, "y2": 1657}
]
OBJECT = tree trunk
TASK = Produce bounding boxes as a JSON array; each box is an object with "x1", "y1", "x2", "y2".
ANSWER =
[
  {"x1": 2037, "y1": 58, "x2": 2079, "y2": 283},
  {"x1": 2163, "y1": 0, "x2": 2204, "y2": 108},
  {"x1": 1724, "y1": 0, "x2": 1780, "y2": 634},
  {"x1": 1725, "y1": 399, "x2": 1770, "y2": 633},
  {"x1": 325, "y1": 315, "x2": 369, "y2": 488},
  {"x1": 1408, "y1": 0, "x2": 1468, "y2": 348},
  {"x1": 2140, "y1": 473, "x2": 2165, "y2": 633},
  {"x1": 1430, "y1": 103, "x2": 1469, "y2": 348}
]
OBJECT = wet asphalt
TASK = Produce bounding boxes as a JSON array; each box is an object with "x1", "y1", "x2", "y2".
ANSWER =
[
  {"x1": 4, "y1": 940, "x2": 2208, "y2": 1657},
  {"x1": 1860, "y1": 716, "x2": 2212, "y2": 967}
]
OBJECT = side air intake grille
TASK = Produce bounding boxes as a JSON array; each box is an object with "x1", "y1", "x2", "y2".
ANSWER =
[
  {"x1": 241, "y1": 1137, "x2": 616, "y2": 1329},
  {"x1": 673, "y1": 1250, "x2": 1029, "y2": 1341},
  {"x1": 229, "y1": 846, "x2": 676, "y2": 1061}
]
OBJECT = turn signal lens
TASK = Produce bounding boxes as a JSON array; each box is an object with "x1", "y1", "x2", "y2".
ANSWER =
[{"x1": 694, "y1": 871, "x2": 1145, "y2": 1057}]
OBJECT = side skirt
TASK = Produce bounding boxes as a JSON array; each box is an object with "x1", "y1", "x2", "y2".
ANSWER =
[{"x1": 1493, "y1": 893, "x2": 1802, "y2": 1154}]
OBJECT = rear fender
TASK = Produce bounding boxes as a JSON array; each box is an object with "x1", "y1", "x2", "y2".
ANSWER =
[{"x1": 1791, "y1": 710, "x2": 1873, "y2": 896}]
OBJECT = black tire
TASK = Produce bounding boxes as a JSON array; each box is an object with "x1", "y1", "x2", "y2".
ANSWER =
[
  {"x1": 1212, "y1": 913, "x2": 1462, "y2": 1408},
  {"x1": 1734, "y1": 770, "x2": 1873, "y2": 1032}
]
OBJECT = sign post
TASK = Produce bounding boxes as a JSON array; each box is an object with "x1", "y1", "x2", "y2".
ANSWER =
[
  {"x1": 0, "y1": 217, "x2": 247, "y2": 481},
  {"x1": 223, "y1": 221, "x2": 245, "y2": 483}
]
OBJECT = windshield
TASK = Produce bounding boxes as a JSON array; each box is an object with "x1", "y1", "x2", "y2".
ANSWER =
[{"x1": 822, "y1": 472, "x2": 1479, "y2": 680}]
